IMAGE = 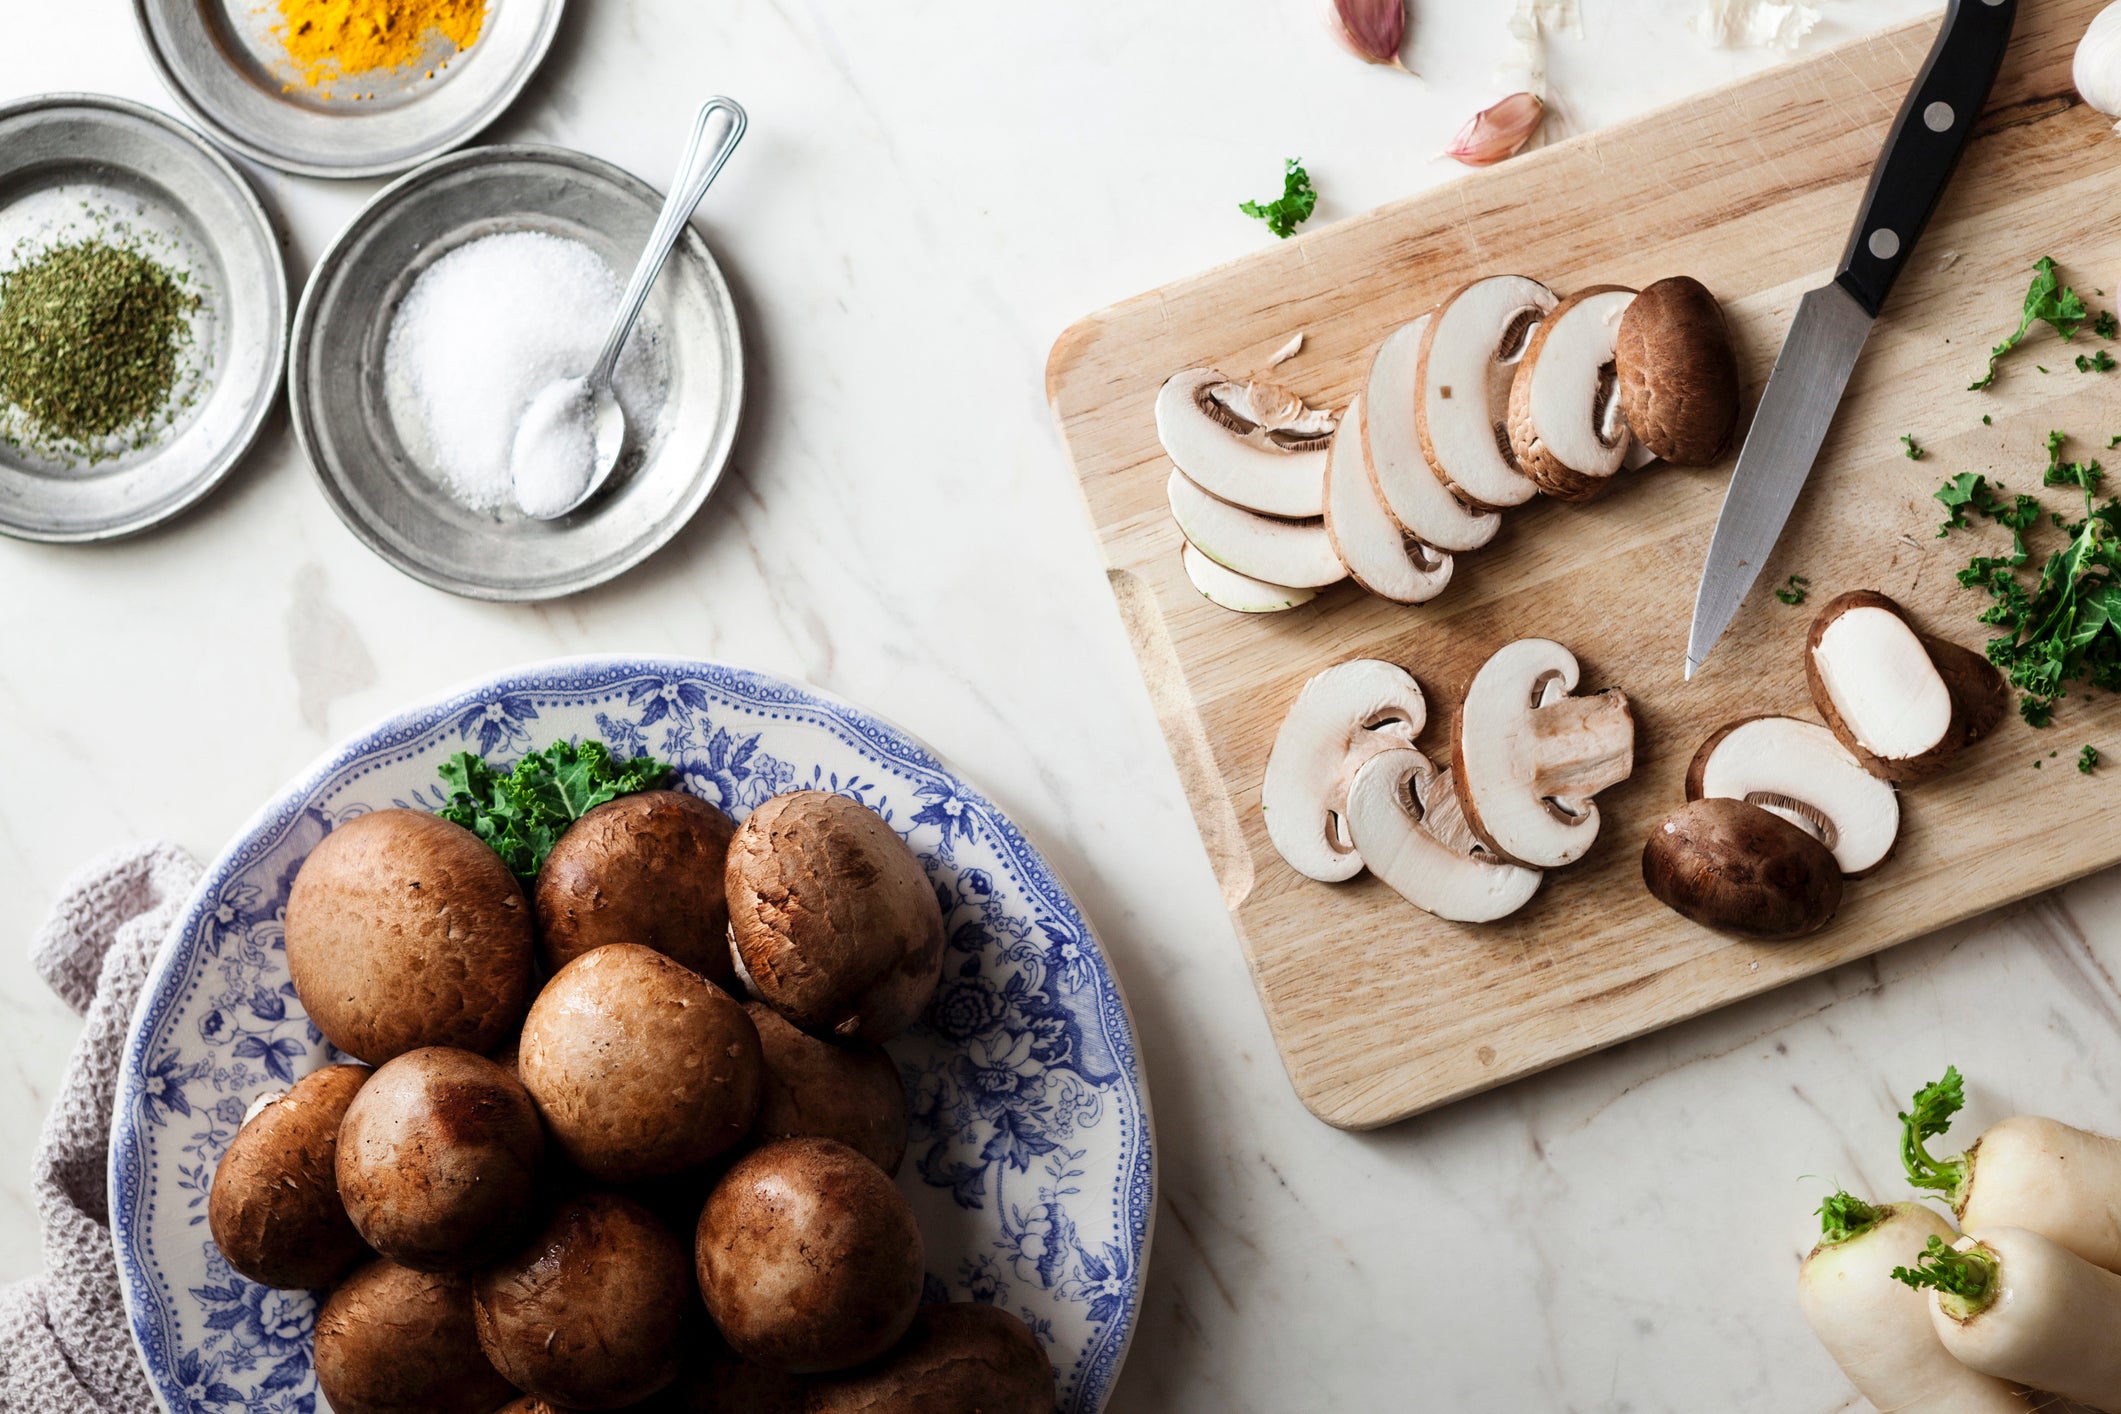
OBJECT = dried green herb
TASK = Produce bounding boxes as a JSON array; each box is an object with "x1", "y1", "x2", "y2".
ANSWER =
[
  {"x1": 0, "y1": 237, "x2": 197, "y2": 465},
  {"x1": 1775, "y1": 574, "x2": 1810, "y2": 605}
]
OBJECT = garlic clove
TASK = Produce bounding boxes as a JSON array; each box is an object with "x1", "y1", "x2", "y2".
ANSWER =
[
  {"x1": 1446, "y1": 92, "x2": 1545, "y2": 168},
  {"x1": 1328, "y1": 0, "x2": 1409, "y2": 69},
  {"x1": 2075, "y1": 1, "x2": 2121, "y2": 118}
]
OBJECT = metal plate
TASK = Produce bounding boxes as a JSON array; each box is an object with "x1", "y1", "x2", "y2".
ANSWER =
[
  {"x1": 289, "y1": 145, "x2": 745, "y2": 601},
  {"x1": 0, "y1": 94, "x2": 287, "y2": 544},
  {"x1": 135, "y1": 0, "x2": 563, "y2": 179}
]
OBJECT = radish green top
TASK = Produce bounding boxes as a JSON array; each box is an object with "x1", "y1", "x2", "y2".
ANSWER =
[
  {"x1": 1891, "y1": 1234, "x2": 1998, "y2": 1321},
  {"x1": 1815, "y1": 1191, "x2": 1886, "y2": 1247},
  {"x1": 1901, "y1": 1066, "x2": 1973, "y2": 1208}
]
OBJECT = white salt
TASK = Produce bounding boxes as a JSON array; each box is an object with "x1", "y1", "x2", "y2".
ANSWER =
[
  {"x1": 510, "y1": 375, "x2": 598, "y2": 518},
  {"x1": 383, "y1": 231, "x2": 668, "y2": 513}
]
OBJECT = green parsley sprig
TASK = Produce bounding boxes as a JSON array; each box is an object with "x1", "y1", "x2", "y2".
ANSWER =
[
  {"x1": 1970, "y1": 257, "x2": 2088, "y2": 391},
  {"x1": 1240, "y1": 159, "x2": 1319, "y2": 240},
  {"x1": 1774, "y1": 574, "x2": 1810, "y2": 605},
  {"x1": 436, "y1": 739, "x2": 674, "y2": 880}
]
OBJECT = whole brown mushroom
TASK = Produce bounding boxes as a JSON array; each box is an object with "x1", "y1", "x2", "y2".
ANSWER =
[
  {"x1": 747, "y1": 1000, "x2": 908, "y2": 1175},
  {"x1": 314, "y1": 1257, "x2": 517, "y2": 1414},
  {"x1": 208, "y1": 1063, "x2": 371, "y2": 1289},
  {"x1": 519, "y1": 943, "x2": 762, "y2": 1183},
  {"x1": 473, "y1": 1192, "x2": 692, "y2": 1410},
  {"x1": 285, "y1": 809, "x2": 535, "y2": 1064},
  {"x1": 336, "y1": 1047, "x2": 544, "y2": 1271},
  {"x1": 1642, "y1": 796, "x2": 1844, "y2": 940},
  {"x1": 725, "y1": 791, "x2": 945, "y2": 1043},
  {"x1": 805, "y1": 1303, "x2": 1058, "y2": 1414},
  {"x1": 535, "y1": 790, "x2": 739, "y2": 987},
  {"x1": 695, "y1": 1137, "x2": 924, "y2": 1374},
  {"x1": 623, "y1": 1339, "x2": 808, "y2": 1414},
  {"x1": 1613, "y1": 275, "x2": 1740, "y2": 466}
]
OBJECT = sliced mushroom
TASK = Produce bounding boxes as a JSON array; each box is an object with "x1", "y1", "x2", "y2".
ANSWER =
[
  {"x1": 1263, "y1": 660, "x2": 1427, "y2": 882},
  {"x1": 1181, "y1": 541, "x2": 1316, "y2": 614},
  {"x1": 1167, "y1": 469, "x2": 1347, "y2": 589},
  {"x1": 1156, "y1": 368, "x2": 1333, "y2": 519},
  {"x1": 1452, "y1": 638, "x2": 1635, "y2": 869},
  {"x1": 1686, "y1": 716, "x2": 1900, "y2": 876},
  {"x1": 1806, "y1": 590, "x2": 2009, "y2": 782},
  {"x1": 1508, "y1": 286, "x2": 1638, "y2": 502},
  {"x1": 1325, "y1": 393, "x2": 1454, "y2": 604},
  {"x1": 1642, "y1": 797, "x2": 1843, "y2": 940},
  {"x1": 1614, "y1": 276, "x2": 1740, "y2": 466},
  {"x1": 1361, "y1": 317, "x2": 1502, "y2": 553},
  {"x1": 1415, "y1": 276, "x2": 1558, "y2": 510},
  {"x1": 1344, "y1": 750, "x2": 1543, "y2": 923}
]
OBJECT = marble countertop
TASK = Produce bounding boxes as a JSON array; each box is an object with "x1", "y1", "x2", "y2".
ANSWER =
[{"x1": 8, "y1": 1, "x2": 2105, "y2": 1409}]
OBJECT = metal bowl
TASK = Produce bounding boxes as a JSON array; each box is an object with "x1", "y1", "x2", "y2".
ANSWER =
[
  {"x1": 0, "y1": 93, "x2": 286, "y2": 543},
  {"x1": 289, "y1": 144, "x2": 745, "y2": 601},
  {"x1": 134, "y1": 0, "x2": 564, "y2": 179}
]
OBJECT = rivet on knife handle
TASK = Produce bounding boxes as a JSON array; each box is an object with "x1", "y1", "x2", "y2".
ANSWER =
[{"x1": 1834, "y1": 0, "x2": 2018, "y2": 318}]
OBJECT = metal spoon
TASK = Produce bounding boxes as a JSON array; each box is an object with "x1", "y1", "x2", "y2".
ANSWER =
[{"x1": 512, "y1": 97, "x2": 747, "y2": 520}]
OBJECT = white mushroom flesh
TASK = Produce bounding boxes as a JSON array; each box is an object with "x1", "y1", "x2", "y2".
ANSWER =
[
  {"x1": 1361, "y1": 317, "x2": 1502, "y2": 552},
  {"x1": 1812, "y1": 606, "x2": 1953, "y2": 761},
  {"x1": 1263, "y1": 660, "x2": 1428, "y2": 883},
  {"x1": 1325, "y1": 393, "x2": 1454, "y2": 605},
  {"x1": 1417, "y1": 276, "x2": 1557, "y2": 509},
  {"x1": 241, "y1": 1090, "x2": 288, "y2": 1127},
  {"x1": 1167, "y1": 468, "x2": 1348, "y2": 589},
  {"x1": 1456, "y1": 638, "x2": 1634, "y2": 869},
  {"x1": 1522, "y1": 288, "x2": 1635, "y2": 483},
  {"x1": 1694, "y1": 716, "x2": 1900, "y2": 875},
  {"x1": 1156, "y1": 368, "x2": 1331, "y2": 519},
  {"x1": 1181, "y1": 540, "x2": 1316, "y2": 614},
  {"x1": 1345, "y1": 749, "x2": 1543, "y2": 924}
]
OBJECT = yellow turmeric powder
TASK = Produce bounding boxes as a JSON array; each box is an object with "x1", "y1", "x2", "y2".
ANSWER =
[{"x1": 275, "y1": 0, "x2": 486, "y2": 89}]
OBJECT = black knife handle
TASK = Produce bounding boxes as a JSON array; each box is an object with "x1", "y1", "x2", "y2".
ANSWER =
[{"x1": 1834, "y1": 0, "x2": 2017, "y2": 318}]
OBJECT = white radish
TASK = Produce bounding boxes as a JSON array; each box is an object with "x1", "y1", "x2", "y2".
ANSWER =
[
  {"x1": 1797, "y1": 1193, "x2": 2028, "y2": 1414},
  {"x1": 1902, "y1": 1066, "x2": 2121, "y2": 1273},
  {"x1": 1905, "y1": 1226, "x2": 2121, "y2": 1411}
]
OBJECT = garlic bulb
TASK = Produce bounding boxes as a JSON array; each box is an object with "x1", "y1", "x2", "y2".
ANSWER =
[{"x1": 2075, "y1": 1, "x2": 2121, "y2": 125}]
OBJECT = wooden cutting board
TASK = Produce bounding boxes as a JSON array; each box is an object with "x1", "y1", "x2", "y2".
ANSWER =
[{"x1": 1045, "y1": 0, "x2": 2121, "y2": 1130}]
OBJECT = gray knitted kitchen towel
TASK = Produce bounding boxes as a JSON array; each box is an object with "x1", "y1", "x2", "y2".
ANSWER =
[{"x1": 0, "y1": 842, "x2": 202, "y2": 1414}]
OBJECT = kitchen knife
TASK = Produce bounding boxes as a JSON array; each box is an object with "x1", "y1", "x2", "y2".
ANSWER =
[{"x1": 1684, "y1": 0, "x2": 2018, "y2": 680}]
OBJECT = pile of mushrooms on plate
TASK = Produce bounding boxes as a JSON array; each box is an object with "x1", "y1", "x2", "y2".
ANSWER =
[
  {"x1": 1642, "y1": 590, "x2": 2009, "y2": 940},
  {"x1": 1161, "y1": 274, "x2": 1740, "y2": 613},
  {"x1": 205, "y1": 781, "x2": 1057, "y2": 1414},
  {"x1": 1263, "y1": 639, "x2": 1636, "y2": 923}
]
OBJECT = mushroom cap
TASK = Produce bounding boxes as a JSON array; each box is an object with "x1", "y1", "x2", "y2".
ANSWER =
[
  {"x1": 1180, "y1": 540, "x2": 1317, "y2": 614},
  {"x1": 695, "y1": 1137, "x2": 925, "y2": 1374},
  {"x1": 1415, "y1": 275, "x2": 1557, "y2": 509},
  {"x1": 1806, "y1": 590, "x2": 2008, "y2": 782},
  {"x1": 1155, "y1": 367, "x2": 1330, "y2": 519},
  {"x1": 1614, "y1": 276, "x2": 1740, "y2": 466},
  {"x1": 207, "y1": 1063, "x2": 371, "y2": 1290},
  {"x1": 1262, "y1": 659, "x2": 1428, "y2": 883},
  {"x1": 1507, "y1": 286, "x2": 1637, "y2": 503},
  {"x1": 1641, "y1": 797, "x2": 1843, "y2": 940},
  {"x1": 804, "y1": 1302, "x2": 1058, "y2": 1414},
  {"x1": 1359, "y1": 316, "x2": 1501, "y2": 554},
  {"x1": 335, "y1": 1046, "x2": 544, "y2": 1272},
  {"x1": 1451, "y1": 639, "x2": 1634, "y2": 869},
  {"x1": 1344, "y1": 749, "x2": 1543, "y2": 923},
  {"x1": 1686, "y1": 716, "x2": 1900, "y2": 876},
  {"x1": 622, "y1": 1339, "x2": 809, "y2": 1414},
  {"x1": 315, "y1": 1258, "x2": 518, "y2": 1414},
  {"x1": 1166, "y1": 468, "x2": 1347, "y2": 590},
  {"x1": 725, "y1": 792, "x2": 946, "y2": 1043},
  {"x1": 473, "y1": 1192, "x2": 691, "y2": 1410},
  {"x1": 535, "y1": 789, "x2": 739, "y2": 987},
  {"x1": 520, "y1": 943, "x2": 763, "y2": 1182},
  {"x1": 285, "y1": 809, "x2": 535, "y2": 1065},
  {"x1": 1324, "y1": 393, "x2": 1454, "y2": 605},
  {"x1": 746, "y1": 1000, "x2": 908, "y2": 1175}
]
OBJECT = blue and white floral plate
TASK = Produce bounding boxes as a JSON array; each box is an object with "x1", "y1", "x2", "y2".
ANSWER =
[{"x1": 109, "y1": 658, "x2": 1154, "y2": 1414}]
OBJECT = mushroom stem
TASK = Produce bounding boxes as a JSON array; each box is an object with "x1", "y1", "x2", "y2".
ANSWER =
[{"x1": 1529, "y1": 691, "x2": 1636, "y2": 801}]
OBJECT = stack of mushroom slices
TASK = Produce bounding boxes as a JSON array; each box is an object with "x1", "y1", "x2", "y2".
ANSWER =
[
  {"x1": 1644, "y1": 590, "x2": 2009, "y2": 941},
  {"x1": 1263, "y1": 640, "x2": 1636, "y2": 924},
  {"x1": 1162, "y1": 274, "x2": 1740, "y2": 614}
]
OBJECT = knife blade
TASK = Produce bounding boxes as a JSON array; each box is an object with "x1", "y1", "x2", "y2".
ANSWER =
[{"x1": 1685, "y1": 0, "x2": 2018, "y2": 680}]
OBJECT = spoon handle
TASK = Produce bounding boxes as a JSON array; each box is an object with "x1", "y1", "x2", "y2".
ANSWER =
[{"x1": 589, "y1": 96, "x2": 748, "y2": 388}]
